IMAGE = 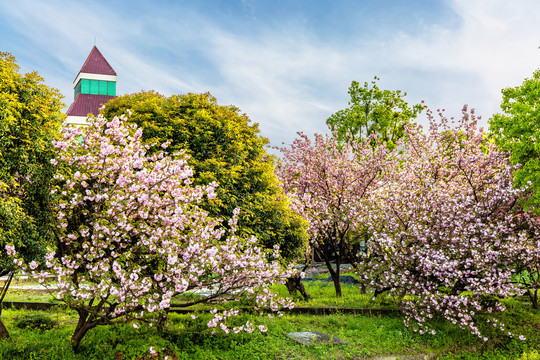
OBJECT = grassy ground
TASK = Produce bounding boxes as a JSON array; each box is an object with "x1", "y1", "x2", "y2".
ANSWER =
[
  {"x1": 271, "y1": 279, "x2": 390, "y2": 309},
  {"x1": 3, "y1": 272, "x2": 390, "y2": 309},
  {"x1": 3, "y1": 288, "x2": 57, "y2": 303},
  {"x1": 1, "y1": 280, "x2": 539, "y2": 359}
]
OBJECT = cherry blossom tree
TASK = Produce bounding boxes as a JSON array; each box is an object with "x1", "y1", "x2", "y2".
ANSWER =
[
  {"x1": 10, "y1": 114, "x2": 294, "y2": 350},
  {"x1": 359, "y1": 105, "x2": 531, "y2": 340},
  {"x1": 276, "y1": 132, "x2": 393, "y2": 297}
]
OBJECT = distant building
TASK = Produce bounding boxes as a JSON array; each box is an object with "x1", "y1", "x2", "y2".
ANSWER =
[{"x1": 65, "y1": 46, "x2": 117, "y2": 125}]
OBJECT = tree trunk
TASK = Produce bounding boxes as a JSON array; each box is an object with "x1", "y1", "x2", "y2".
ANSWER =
[
  {"x1": 530, "y1": 289, "x2": 538, "y2": 310},
  {"x1": 285, "y1": 276, "x2": 311, "y2": 300},
  {"x1": 324, "y1": 255, "x2": 342, "y2": 297},
  {"x1": 0, "y1": 271, "x2": 13, "y2": 339},
  {"x1": 331, "y1": 267, "x2": 342, "y2": 298},
  {"x1": 296, "y1": 280, "x2": 310, "y2": 300},
  {"x1": 0, "y1": 318, "x2": 10, "y2": 339},
  {"x1": 285, "y1": 277, "x2": 297, "y2": 295},
  {"x1": 71, "y1": 322, "x2": 95, "y2": 351},
  {"x1": 71, "y1": 309, "x2": 97, "y2": 351},
  {"x1": 0, "y1": 272, "x2": 14, "y2": 317},
  {"x1": 318, "y1": 246, "x2": 342, "y2": 297},
  {"x1": 360, "y1": 280, "x2": 367, "y2": 294}
]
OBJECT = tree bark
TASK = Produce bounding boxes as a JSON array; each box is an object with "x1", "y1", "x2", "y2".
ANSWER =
[
  {"x1": 0, "y1": 318, "x2": 10, "y2": 339},
  {"x1": 529, "y1": 289, "x2": 538, "y2": 310},
  {"x1": 71, "y1": 322, "x2": 95, "y2": 351},
  {"x1": 318, "y1": 246, "x2": 342, "y2": 297},
  {"x1": 0, "y1": 272, "x2": 14, "y2": 339},
  {"x1": 285, "y1": 276, "x2": 311, "y2": 300},
  {"x1": 71, "y1": 308, "x2": 97, "y2": 351},
  {"x1": 0, "y1": 272, "x2": 14, "y2": 316},
  {"x1": 331, "y1": 267, "x2": 342, "y2": 298}
]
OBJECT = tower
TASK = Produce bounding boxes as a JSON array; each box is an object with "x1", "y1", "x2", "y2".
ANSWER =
[{"x1": 65, "y1": 46, "x2": 117, "y2": 125}]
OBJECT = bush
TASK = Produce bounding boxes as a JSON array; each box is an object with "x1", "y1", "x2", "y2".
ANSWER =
[{"x1": 15, "y1": 313, "x2": 57, "y2": 331}]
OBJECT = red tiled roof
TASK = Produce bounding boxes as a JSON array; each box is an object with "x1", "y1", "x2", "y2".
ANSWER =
[
  {"x1": 75, "y1": 46, "x2": 116, "y2": 80},
  {"x1": 66, "y1": 94, "x2": 116, "y2": 117}
]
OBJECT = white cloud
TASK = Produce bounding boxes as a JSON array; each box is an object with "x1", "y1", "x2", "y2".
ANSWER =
[
  {"x1": 189, "y1": 0, "x2": 540, "y2": 145},
  {"x1": 3, "y1": 0, "x2": 540, "y2": 147},
  {"x1": 200, "y1": 30, "x2": 348, "y2": 145},
  {"x1": 377, "y1": 0, "x2": 540, "y2": 123}
]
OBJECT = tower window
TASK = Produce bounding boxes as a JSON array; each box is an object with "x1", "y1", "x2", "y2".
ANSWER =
[
  {"x1": 107, "y1": 81, "x2": 116, "y2": 96},
  {"x1": 90, "y1": 80, "x2": 99, "y2": 95},
  {"x1": 74, "y1": 81, "x2": 82, "y2": 99},
  {"x1": 99, "y1": 81, "x2": 107, "y2": 95},
  {"x1": 74, "y1": 79, "x2": 116, "y2": 97},
  {"x1": 81, "y1": 79, "x2": 90, "y2": 94}
]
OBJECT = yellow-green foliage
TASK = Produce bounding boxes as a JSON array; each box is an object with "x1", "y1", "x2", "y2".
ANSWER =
[
  {"x1": 0, "y1": 52, "x2": 64, "y2": 273},
  {"x1": 326, "y1": 76, "x2": 423, "y2": 150},
  {"x1": 489, "y1": 68, "x2": 540, "y2": 211},
  {"x1": 520, "y1": 350, "x2": 540, "y2": 360},
  {"x1": 102, "y1": 91, "x2": 308, "y2": 261}
]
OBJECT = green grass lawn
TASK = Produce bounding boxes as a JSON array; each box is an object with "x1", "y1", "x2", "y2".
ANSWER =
[
  {"x1": 3, "y1": 288, "x2": 58, "y2": 303},
  {"x1": 3, "y1": 273, "x2": 388, "y2": 309},
  {"x1": 275, "y1": 278, "x2": 403, "y2": 310},
  {"x1": 1, "y1": 280, "x2": 539, "y2": 359}
]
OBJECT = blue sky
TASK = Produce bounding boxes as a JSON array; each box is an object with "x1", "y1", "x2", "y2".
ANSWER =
[{"x1": 2, "y1": 0, "x2": 540, "y2": 148}]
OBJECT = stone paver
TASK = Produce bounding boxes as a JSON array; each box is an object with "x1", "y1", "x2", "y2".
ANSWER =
[{"x1": 286, "y1": 331, "x2": 347, "y2": 346}]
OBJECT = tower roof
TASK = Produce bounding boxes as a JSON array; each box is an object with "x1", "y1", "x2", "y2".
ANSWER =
[
  {"x1": 75, "y1": 46, "x2": 116, "y2": 81},
  {"x1": 66, "y1": 93, "x2": 116, "y2": 117}
]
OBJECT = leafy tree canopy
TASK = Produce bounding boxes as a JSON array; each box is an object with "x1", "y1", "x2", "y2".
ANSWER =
[
  {"x1": 102, "y1": 91, "x2": 307, "y2": 261},
  {"x1": 0, "y1": 52, "x2": 64, "y2": 274},
  {"x1": 0, "y1": 52, "x2": 63, "y2": 338},
  {"x1": 327, "y1": 76, "x2": 423, "y2": 149},
  {"x1": 489, "y1": 68, "x2": 540, "y2": 210}
]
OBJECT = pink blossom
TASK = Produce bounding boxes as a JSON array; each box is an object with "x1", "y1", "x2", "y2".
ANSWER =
[
  {"x1": 40, "y1": 113, "x2": 294, "y2": 346},
  {"x1": 5, "y1": 244, "x2": 16, "y2": 256},
  {"x1": 356, "y1": 105, "x2": 532, "y2": 340},
  {"x1": 277, "y1": 130, "x2": 393, "y2": 296}
]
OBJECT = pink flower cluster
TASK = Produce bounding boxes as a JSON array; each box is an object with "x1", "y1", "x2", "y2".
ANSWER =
[
  {"x1": 38, "y1": 114, "x2": 295, "y2": 339},
  {"x1": 278, "y1": 104, "x2": 538, "y2": 340},
  {"x1": 358, "y1": 105, "x2": 535, "y2": 339},
  {"x1": 276, "y1": 131, "x2": 394, "y2": 295}
]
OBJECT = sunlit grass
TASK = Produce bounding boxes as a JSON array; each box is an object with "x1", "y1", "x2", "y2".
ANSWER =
[
  {"x1": 1, "y1": 275, "x2": 540, "y2": 359},
  {"x1": 0, "y1": 301, "x2": 539, "y2": 359}
]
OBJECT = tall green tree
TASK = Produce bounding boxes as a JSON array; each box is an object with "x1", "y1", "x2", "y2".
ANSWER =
[
  {"x1": 102, "y1": 91, "x2": 308, "y2": 263},
  {"x1": 0, "y1": 52, "x2": 64, "y2": 338},
  {"x1": 489, "y1": 68, "x2": 540, "y2": 210},
  {"x1": 327, "y1": 76, "x2": 423, "y2": 149}
]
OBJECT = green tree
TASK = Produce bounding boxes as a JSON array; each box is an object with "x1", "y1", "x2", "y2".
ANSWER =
[
  {"x1": 489, "y1": 69, "x2": 540, "y2": 210},
  {"x1": 102, "y1": 91, "x2": 308, "y2": 263},
  {"x1": 0, "y1": 52, "x2": 64, "y2": 338},
  {"x1": 327, "y1": 76, "x2": 423, "y2": 149}
]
